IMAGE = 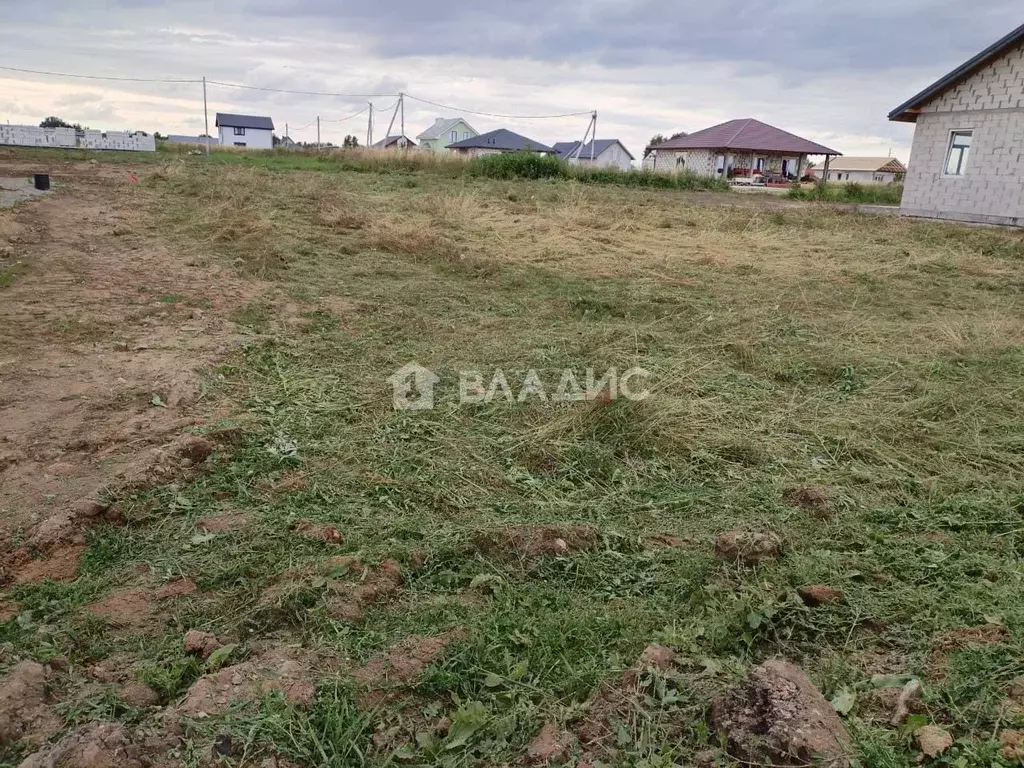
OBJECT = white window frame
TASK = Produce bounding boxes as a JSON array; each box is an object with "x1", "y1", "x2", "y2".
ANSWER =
[
  {"x1": 233, "y1": 126, "x2": 246, "y2": 136},
  {"x1": 450, "y1": 129, "x2": 458, "y2": 144},
  {"x1": 943, "y1": 129, "x2": 973, "y2": 177}
]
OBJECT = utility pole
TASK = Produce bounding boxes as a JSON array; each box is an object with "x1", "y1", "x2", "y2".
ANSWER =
[
  {"x1": 367, "y1": 102, "x2": 373, "y2": 147},
  {"x1": 202, "y1": 76, "x2": 210, "y2": 156},
  {"x1": 285, "y1": 122, "x2": 289, "y2": 139},
  {"x1": 383, "y1": 99, "x2": 401, "y2": 149},
  {"x1": 590, "y1": 110, "x2": 597, "y2": 162},
  {"x1": 399, "y1": 92, "x2": 405, "y2": 148},
  {"x1": 316, "y1": 116, "x2": 321, "y2": 151}
]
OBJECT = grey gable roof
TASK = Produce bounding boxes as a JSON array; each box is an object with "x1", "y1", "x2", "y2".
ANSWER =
[
  {"x1": 553, "y1": 139, "x2": 634, "y2": 160},
  {"x1": 215, "y1": 113, "x2": 275, "y2": 130},
  {"x1": 446, "y1": 128, "x2": 554, "y2": 153},
  {"x1": 889, "y1": 22, "x2": 1024, "y2": 122}
]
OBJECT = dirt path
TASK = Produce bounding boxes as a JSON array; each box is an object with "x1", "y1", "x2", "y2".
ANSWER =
[{"x1": 0, "y1": 157, "x2": 261, "y2": 582}]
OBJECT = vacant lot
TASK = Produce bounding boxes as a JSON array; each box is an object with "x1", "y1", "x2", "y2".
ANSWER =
[{"x1": 1, "y1": 149, "x2": 1023, "y2": 767}]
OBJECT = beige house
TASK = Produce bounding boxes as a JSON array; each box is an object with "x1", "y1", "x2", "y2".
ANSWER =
[
  {"x1": 823, "y1": 157, "x2": 907, "y2": 184},
  {"x1": 641, "y1": 118, "x2": 839, "y2": 182},
  {"x1": 890, "y1": 23, "x2": 1024, "y2": 226}
]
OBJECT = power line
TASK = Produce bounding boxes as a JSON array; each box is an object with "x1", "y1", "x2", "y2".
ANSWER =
[
  {"x1": 0, "y1": 64, "x2": 200, "y2": 84},
  {"x1": 206, "y1": 80, "x2": 393, "y2": 98},
  {"x1": 320, "y1": 105, "x2": 370, "y2": 123},
  {"x1": 404, "y1": 92, "x2": 591, "y2": 119}
]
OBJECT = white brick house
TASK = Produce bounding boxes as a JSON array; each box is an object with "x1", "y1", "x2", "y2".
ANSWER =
[
  {"x1": 640, "y1": 119, "x2": 839, "y2": 182},
  {"x1": 890, "y1": 23, "x2": 1024, "y2": 227}
]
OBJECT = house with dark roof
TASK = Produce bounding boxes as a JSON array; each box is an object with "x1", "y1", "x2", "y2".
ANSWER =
[
  {"x1": 446, "y1": 129, "x2": 555, "y2": 157},
  {"x1": 822, "y1": 157, "x2": 907, "y2": 184},
  {"x1": 889, "y1": 23, "x2": 1024, "y2": 226},
  {"x1": 641, "y1": 118, "x2": 839, "y2": 181},
  {"x1": 416, "y1": 117, "x2": 478, "y2": 153},
  {"x1": 372, "y1": 134, "x2": 417, "y2": 150},
  {"x1": 215, "y1": 113, "x2": 274, "y2": 150},
  {"x1": 553, "y1": 139, "x2": 635, "y2": 171}
]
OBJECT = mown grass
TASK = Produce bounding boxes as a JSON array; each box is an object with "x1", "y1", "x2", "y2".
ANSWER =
[{"x1": 4, "y1": 158, "x2": 1024, "y2": 766}]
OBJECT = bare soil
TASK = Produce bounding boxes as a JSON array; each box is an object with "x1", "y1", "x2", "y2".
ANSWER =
[
  {"x1": 0, "y1": 155, "x2": 263, "y2": 582},
  {"x1": 474, "y1": 524, "x2": 600, "y2": 561}
]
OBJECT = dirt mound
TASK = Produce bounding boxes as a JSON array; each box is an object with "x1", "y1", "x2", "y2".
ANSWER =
[
  {"x1": 353, "y1": 630, "x2": 465, "y2": 690},
  {"x1": 9, "y1": 539, "x2": 86, "y2": 584},
  {"x1": 260, "y1": 557, "x2": 403, "y2": 623},
  {"x1": 17, "y1": 721, "x2": 179, "y2": 768},
  {"x1": 786, "y1": 485, "x2": 833, "y2": 517},
  {"x1": 929, "y1": 624, "x2": 1008, "y2": 679},
  {"x1": 0, "y1": 660, "x2": 61, "y2": 748},
  {"x1": 180, "y1": 651, "x2": 318, "y2": 716},
  {"x1": 797, "y1": 585, "x2": 844, "y2": 606},
  {"x1": 714, "y1": 530, "x2": 782, "y2": 565},
  {"x1": 526, "y1": 722, "x2": 573, "y2": 765},
  {"x1": 711, "y1": 659, "x2": 852, "y2": 767},
  {"x1": 118, "y1": 680, "x2": 162, "y2": 708},
  {"x1": 643, "y1": 533, "x2": 688, "y2": 550},
  {"x1": 914, "y1": 725, "x2": 953, "y2": 758},
  {"x1": 183, "y1": 629, "x2": 222, "y2": 659},
  {"x1": 196, "y1": 512, "x2": 248, "y2": 533},
  {"x1": 87, "y1": 577, "x2": 197, "y2": 633},
  {"x1": 576, "y1": 644, "x2": 679, "y2": 754},
  {"x1": 293, "y1": 520, "x2": 343, "y2": 545},
  {"x1": 474, "y1": 525, "x2": 599, "y2": 561}
]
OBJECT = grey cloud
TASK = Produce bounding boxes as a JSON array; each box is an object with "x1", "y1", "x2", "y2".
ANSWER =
[{"x1": 246, "y1": 0, "x2": 1022, "y2": 74}]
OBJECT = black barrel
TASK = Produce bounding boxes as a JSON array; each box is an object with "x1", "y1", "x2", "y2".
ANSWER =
[{"x1": 33, "y1": 174, "x2": 50, "y2": 191}]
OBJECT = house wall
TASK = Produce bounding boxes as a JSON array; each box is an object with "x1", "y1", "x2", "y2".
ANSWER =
[
  {"x1": 900, "y1": 42, "x2": 1024, "y2": 226},
  {"x1": 828, "y1": 170, "x2": 899, "y2": 184},
  {"x1": 218, "y1": 126, "x2": 273, "y2": 149},
  {"x1": 0, "y1": 125, "x2": 155, "y2": 152},
  {"x1": 422, "y1": 120, "x2": 477, "y2": 153},
  {"x1": 642, "y1": 149, "x2": 803, "y2": 178},
  {"x1": 569, "y1": 142, "x2": 633, "y2": 171}
]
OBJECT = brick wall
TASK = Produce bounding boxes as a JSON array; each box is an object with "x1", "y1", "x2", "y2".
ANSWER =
[
  {"x1": 642, "y1": 148, "x2": 804, "y2": 177},
  {"x1": 901, "y1": 41, "x2": 1024, "y2": 226}
]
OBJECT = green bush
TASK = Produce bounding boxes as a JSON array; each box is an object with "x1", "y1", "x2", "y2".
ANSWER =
[{"x1": 465, "y1": 152, "x2": 728, "y2": 191}]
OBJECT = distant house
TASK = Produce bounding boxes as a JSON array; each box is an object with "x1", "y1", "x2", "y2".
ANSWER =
[
  {"x1": 823, "y1": 157, "x2": 907, "y2": 184},
  {"x1": 446, "y1": 129, "x2": 555, "y2": 157},
  {"x1": 215, "y1": 113, "x2": 274, "y2": 150},
  {"x1": 372, "y1": 135, "x2": 416, "y2": 150},
  {"x1": 165, "y1": 135, "x2": 217, "y2": 148},
  {"x1": 641, "y1": 118, "x2": 839, "y2": 180},
  {"x1": 553, "y1": 139, "x2": 634, "y2": 170},
  {"x1": 417, "y1": 117, "x2": 478, "y2": 153},
  {"x1": 278, "y1": 136, "x2": 297, "y2": 148},
  {"x1": 889, "y1": 23, "x2": 1024, "y2": 226}
]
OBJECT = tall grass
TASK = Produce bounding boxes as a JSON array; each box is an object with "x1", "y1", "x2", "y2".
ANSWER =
[
  {"x1": 154, "y1": 144, "x2": 730, "y2": 191},
  {"x1": 466, "y1": 151, "x2": 729, "y2": 191},
  {"x1": 789, "y1": 181, "x2": 904, "y2": 205}
]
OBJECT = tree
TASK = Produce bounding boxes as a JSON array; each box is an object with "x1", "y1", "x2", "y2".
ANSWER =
[
  {"x1": 272, "y1": 133, "x2": 281, "y2": 147},
  {"x1": 342, "y1": 135, "x2": 360, "y2": 149},
  {"x1": 40, "y1": 116, "x2": 81, "y2": 130},
  {"x1": 643, "y1": 131, "x2": 687, "y2": 157},
  {"x1": 153, "y1": 132, "x2": 165, "y2": 141}
]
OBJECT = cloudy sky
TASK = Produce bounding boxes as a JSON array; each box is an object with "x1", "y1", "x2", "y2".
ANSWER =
[{"x1": 1, "y1": 1, "x2": 1021, "y2": 161}]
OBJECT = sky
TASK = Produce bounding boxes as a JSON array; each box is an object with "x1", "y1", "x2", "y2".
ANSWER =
[{"x1": 1, "y1": 1, "x2": 1021, "y2": 162}]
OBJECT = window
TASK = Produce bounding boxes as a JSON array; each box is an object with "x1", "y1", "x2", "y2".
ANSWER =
[
  {"x1": 874, "y1": 174, "x2": 885, "y2": 183},
  {"x1": 675, "y1": 156, "x2": 685, "y2": 167},
  {"x1": 944, "y1": 130, "x2": 972, "y2": 175},
  {"x1": 450, "y1": 130, "x2": 458, "y2": 144},
  {"x1": 463, "y1": 132, "x2": 469, "y2": 140},
  {"x1": 755, "y1": 157, "x2": 765, "y2": 172},
  {"x1": 233, "y1": 142, "x2": 245, "y2": 147},
  {"x1": 233, "y1": 127, "x2": 245, "y2": 136}
]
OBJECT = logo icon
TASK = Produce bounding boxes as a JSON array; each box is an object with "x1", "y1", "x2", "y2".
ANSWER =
[{"x1": 387, "y1": 363, "x2": 440, "y2": 410}]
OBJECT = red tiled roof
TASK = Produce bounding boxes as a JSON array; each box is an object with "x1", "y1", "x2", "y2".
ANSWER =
[{"x1": 652, "y1": 118, "x2": 839, "y2": 155}]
